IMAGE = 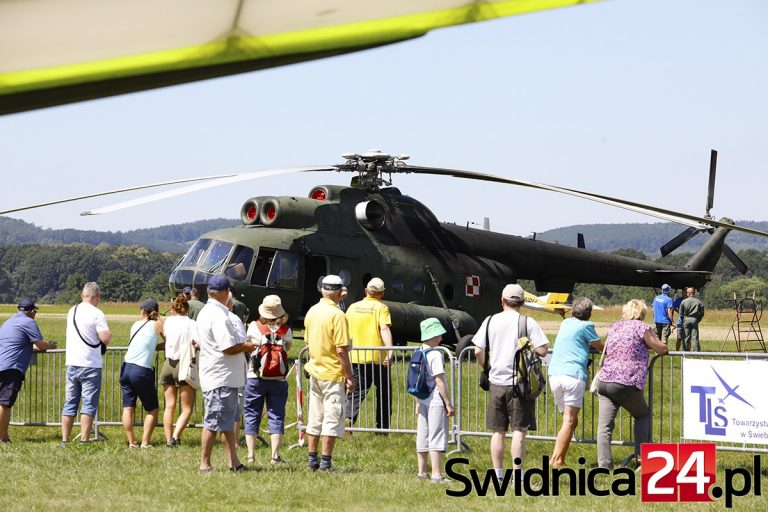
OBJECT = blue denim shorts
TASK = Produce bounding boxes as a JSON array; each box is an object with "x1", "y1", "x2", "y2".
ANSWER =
[
  {"x1": 203, "y1": 386, "x2": 239, "y2": 432},
  {"x1": 62, "y1": 366, "x2": 102, "y2": 417}
]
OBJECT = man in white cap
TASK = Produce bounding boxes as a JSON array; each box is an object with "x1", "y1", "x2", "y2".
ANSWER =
[
  {"x1": 652, "y1": 284, "x2": 674, "y2": 343},
  {"x1": 345, "y1": 277, "x2": 394, "y2": 431},
  {"x1": 472, "y1": 283, "x2": 548, "y2": 480},
  {"x1": 303, "y1": 274, "x2": 354, "y2": 472}
]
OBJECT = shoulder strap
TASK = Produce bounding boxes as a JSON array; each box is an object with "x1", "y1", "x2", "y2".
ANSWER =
[
  {"x1": 128, "y1": 319, "x2": 152, "y2": 345},
  {"x1": 597, "y1": 334, "x2": 609, "y2": 367},
  {"x1": 73, "y1": 304, "x2": 101, "y2": 348},
  {"x1": 518, "y1": 314, "x2": 529, "y2": 341},
  {"x1": 255, "y1": 322, "x2": 289, "y2": 340},
  {"x1": 483, "y1": 314, "x2": 493, "y2": 374}
]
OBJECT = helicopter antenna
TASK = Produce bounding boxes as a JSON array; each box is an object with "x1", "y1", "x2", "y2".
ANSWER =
[{"x1": 340, "y1": 149, "x2": 410, "y2": 191}]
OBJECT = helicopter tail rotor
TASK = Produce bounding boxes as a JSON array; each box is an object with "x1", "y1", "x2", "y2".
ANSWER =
[{"x1": 658, "y1": 149, "x2": 747, "y2": 274}]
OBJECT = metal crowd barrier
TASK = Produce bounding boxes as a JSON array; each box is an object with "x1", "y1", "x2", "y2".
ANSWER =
[
  {"x1": 293, "y1": 345, "x2": 636, "y2": 450},
  {"x1": 453, "y1": 346, "x2": 635, "y2": 450},
  {"x1": 648, "y1": 351, "x2": 768, "y2": 454},
  {"x1": 24, "y1": 345, "x2": 765, "y2": 458},
  {"x1": 295, "y1": 345, "x2": 457, "y2": 440},
  {"x1": 12, "y1": 348, "x2": 206, "y2": 431}
]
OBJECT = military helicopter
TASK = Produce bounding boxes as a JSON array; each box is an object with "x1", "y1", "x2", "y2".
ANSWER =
[{"x1": 3, "y1": 149, "x2": 767, "y2": 344}]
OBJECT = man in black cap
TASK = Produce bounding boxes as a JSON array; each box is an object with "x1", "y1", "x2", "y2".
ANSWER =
[{"x1": 0, "y1": 300, "x2": 57, "y2": 443}]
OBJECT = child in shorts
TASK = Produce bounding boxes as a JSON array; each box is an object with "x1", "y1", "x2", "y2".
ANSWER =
[{"x1": 415, "y1": 318, "x2": 455, "y2": 483}]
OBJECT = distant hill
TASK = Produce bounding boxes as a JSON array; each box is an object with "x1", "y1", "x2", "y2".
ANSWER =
[
  {"x1": 2, "y1": 216, "x2": 766, "y2": 256},
  {"x1": 0, "y1": 217, "x2": 239, "y2": 253},
  {"x1": 537, "y1": 221, "x2": 768, "y2": 256}
]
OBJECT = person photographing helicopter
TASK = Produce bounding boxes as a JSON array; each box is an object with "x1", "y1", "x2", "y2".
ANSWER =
[
  {"x1": 345, "y1": 277, "x2": 394, "y2": 431},
  {"x1": 303, "y1": 274, "x2": 354, "y2": 472}
]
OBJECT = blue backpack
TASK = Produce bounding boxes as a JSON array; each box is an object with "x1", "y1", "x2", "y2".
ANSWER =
[{"x1": 407, "y1": 347, "x2": 434, "y2": 399}]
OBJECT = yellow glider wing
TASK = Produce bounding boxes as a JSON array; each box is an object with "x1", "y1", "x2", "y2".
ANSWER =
[{"x1": 0, "y1": 0, "x2": 599, "y2": 115}]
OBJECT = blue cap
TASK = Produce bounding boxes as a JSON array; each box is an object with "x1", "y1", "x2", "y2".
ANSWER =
[
  {"x1": 182, "y1": 286, "x2": 192, "y2": 294},
  {"x1": 18, "y1": 299, "x2": 38, "y2": 312},
  {"x1": 661, "y1": 284, "x2": 672, "y2": 293},
  {"x1": 208, "y1": 275, "x2": 231, "y2": 291},
  {"x1": 140, "y1": 298, "x2": 159, "y2": 314}
]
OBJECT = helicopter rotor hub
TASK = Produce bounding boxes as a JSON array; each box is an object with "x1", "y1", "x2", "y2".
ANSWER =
[{"x1": 340, "y1": 149, "x2": 410, "y2": 191}]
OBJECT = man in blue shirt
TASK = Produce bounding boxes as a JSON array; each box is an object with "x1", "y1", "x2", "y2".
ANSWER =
[
  {"x1": 0, "y1": 299, "x2": 57, "y2": 443},
  {"x1": 652, "y1": 284, "x2": 674, "y2": 343}
]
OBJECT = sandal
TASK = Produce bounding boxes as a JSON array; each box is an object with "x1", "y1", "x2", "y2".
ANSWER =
[
  {"x1": 271, "y1": 456, "x2": 286, "y2": 465},
  {"x1": 246, "y1": 456, "x2": 255, "y2": 464},
  {"x1": 199, "y1": 466, "x2": 214, "y2": 474},
  {"x1": 229, "y1": 464, "x2": 248, "y2": 472}
]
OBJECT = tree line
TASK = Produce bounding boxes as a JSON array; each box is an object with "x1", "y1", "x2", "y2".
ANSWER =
[
  {"x1": 0, "y1": 243, "x2": 766, "y2": 308},
  {"x1": 0, "y1": 243, "x2": 179, "y2": 303}
]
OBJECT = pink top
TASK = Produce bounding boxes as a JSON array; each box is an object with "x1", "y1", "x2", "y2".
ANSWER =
[{"x1": 598, "y1": 319, "x2": 652, "y2": 390}]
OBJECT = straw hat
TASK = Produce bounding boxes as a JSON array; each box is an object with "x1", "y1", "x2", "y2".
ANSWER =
[{"x1": 258, "y1": 295, "x2": 286, "y2": 319}]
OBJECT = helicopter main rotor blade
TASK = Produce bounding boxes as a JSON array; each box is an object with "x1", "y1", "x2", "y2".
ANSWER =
[
  {"x1": 706, "y1": 149, "x2": 717, "y2": 216},
  {"x1": 722, "y1": 243, "x2": 748, "y2": 275},
  {"x1": 0, "y1": 174, "x2": 239, "y2": 216},
  {"x1": 660, "y1": 226, "x2": 701, "y2": 257},
  {"x1": 402, "y1": 165, "x2": 768, "y2": 239},
  {"x1": 80, "y1": 166, "x2": 338, "y2": 215}
]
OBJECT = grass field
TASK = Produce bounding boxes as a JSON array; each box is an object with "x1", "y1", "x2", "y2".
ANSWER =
[{"x1": 2, "y1": 303, "x2": 766, "y2": 511}]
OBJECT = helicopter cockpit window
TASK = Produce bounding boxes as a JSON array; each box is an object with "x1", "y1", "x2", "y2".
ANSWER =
[
  {"x1": 251, "y1": 248, "x2": 275, "y2": 286},
  {"x1": 413, "y1": 279, "x2": 426, "y2": 296},
  {"x1": 266, "y1": 251, "x2": 300, "y2": 289},
  {"x1": 181, "y1": 238, "x2": 211, "y2": 267},
  {"x1": 391, "y1": 277, "x2": 404, "y2": 293},
  {"x1": 199, "y1": 240, "x2": 234, "y2": 273},
  {"x1": 225, "y1": 245, "x2": 254, "y2": 281}
]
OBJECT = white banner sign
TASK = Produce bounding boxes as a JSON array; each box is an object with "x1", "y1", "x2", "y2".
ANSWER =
[{"x1": 683, "y1": 359, "x2": 768, "y2": 445}]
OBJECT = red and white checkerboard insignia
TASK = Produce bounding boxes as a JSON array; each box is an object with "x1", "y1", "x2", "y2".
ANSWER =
[{"x1": 465, "y1": 275, "x2": 480, "y2": 297}]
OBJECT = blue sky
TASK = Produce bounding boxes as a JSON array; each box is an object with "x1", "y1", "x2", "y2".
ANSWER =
[{"x1": 1, "y1": 0, "x2": 766, "y2": 237}]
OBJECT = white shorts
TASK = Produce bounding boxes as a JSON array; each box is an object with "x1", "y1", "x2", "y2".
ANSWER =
[
  {"x1": 306, "y1": 378, "x2": 346, "y2": 438},
  {"x1": 549, "y1": 374, "x2": 586, "y2": 412},
  {"x1": 416, "y1": 403, "x2": 448, "y2": 452}
]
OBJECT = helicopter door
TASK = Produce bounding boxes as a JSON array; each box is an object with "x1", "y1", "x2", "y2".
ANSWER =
[{"x1": 301, "y1": 255, "x2": 328, "y2": 316}]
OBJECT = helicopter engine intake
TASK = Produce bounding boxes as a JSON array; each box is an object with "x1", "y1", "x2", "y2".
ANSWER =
[
  {"x1": 238, "y1": 196, "x2": 322, "y2": 229},
  {"x1": 240, "y1": 198, "x2": 260, "y2": 225}
]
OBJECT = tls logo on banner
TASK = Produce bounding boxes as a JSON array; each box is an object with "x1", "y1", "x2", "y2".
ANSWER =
[
  {"x1": 465, "y1": 275, "x2": 480, "y2": 297},
  {"x1": 683, "y1": 359, "x2": 768, "y2": 445}
]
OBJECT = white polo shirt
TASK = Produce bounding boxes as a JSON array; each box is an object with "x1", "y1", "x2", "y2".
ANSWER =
[
  {"x1": 197, "y1": 298, "x2": 244, "y2": 392},
  {"x1": 65, "y1": 302, "x2": 109, "y2": 368}
]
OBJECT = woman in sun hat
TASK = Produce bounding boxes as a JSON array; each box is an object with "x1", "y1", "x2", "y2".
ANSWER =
[{"x1": 244, "y1": 295, "x2": 292, "y2": 465}]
